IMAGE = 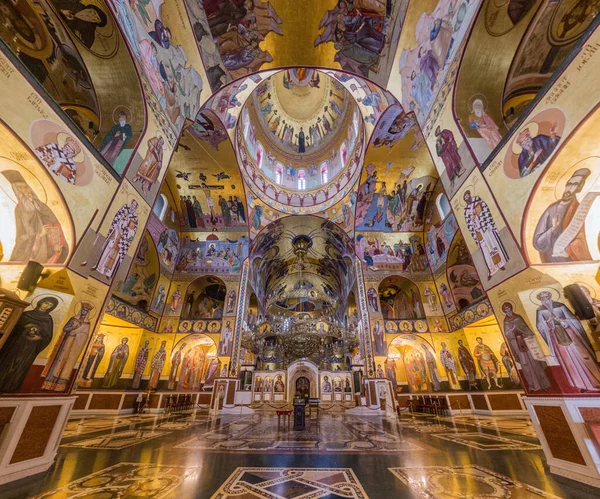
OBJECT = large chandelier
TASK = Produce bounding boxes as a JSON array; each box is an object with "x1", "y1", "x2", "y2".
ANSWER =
[{"x1": 241, "y1": 314, "x2": 359, "y2": 361}]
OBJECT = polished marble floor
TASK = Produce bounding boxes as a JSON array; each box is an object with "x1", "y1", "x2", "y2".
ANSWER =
[{"x1": 1, "y1": 408, "x2": 598, "y2": 498}]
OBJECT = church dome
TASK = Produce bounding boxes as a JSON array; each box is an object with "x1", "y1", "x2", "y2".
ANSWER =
[{"x1": 236, "y1": 69, "x2": 365, "y2": 214}]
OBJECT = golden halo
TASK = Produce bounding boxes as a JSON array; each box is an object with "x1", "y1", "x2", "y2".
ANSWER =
[
  {"x1": 457, "y1": 184, "x2": 475, "y2": 208},
  {"x1": 56, "y1": 132, "x2": 85, "y2": 163},
  {"x1": 499, "y1": 298, "x2": 518, "y2": 312},
  {"x1": 575, "y1": 282, "x2": 596, "y2": 300},
  {"x1": 529, "y1": 287, "x2": 561, "y2": 306},
  {"x1": 126, "y1": 194, "x2": 140, "y2": 207},
  {"x1": 73, "y1": 300, "x2": 97, "y2": 320},
  {"x1": 467, "y1": 93, "x2": 489, "y2": 114},
  {"x1": 31, "y1": 294, "x2": 63, "y2": 310},
  {"x1": 113, "y1": 105, "x2": 133, "y2": 124},
  {"x1": 0, "y1": 157, "x2": 49, "y2": 205},
  {"x1": 511, "y1": 122, "x2": 539, "y2": 155},
  {"x1": 553, "y1": 157, "x2": 600, "y2": 201}
]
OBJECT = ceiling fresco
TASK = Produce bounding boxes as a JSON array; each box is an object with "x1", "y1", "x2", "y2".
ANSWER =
[
  {"x1": 250, "y1": 69, "x2": 351, "y2": 157},
  {"x1": 165, "y1": 120, "x2": 248, "y2": 233},
  {"x1": 249, "y1": 215, "x2": 356, "y2": 315}
]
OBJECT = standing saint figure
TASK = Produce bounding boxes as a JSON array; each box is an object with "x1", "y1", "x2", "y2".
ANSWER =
[
  {"x1": 367, "y1": 288, "x2": 379, "y2": 312},
  {"x1": 133, "y1": 136, "x2": 164, "y2": 193},
  {"x1": 535, "y1": 291, "x2": 600, "y2": 391},
  {"x1": 435, "y1": 127, "x2": 464, "y2": 187},
  {"x1": 170, "y1": 286, "x2": 182, "y2": 313},
  {"x1": 421, "y1": 344, "x2": 441, "y2": 391},
  {"x1": 226, "y1": 289, "x2": 236, "y2": 314},
  {"x1": 0, "y1": 297, "x2": 58, "y2": 392},
  {"x1": 473, "y1": 337, "x2": 502, "y2": 389},
  {"x1": 457, "y1": 339, "x2": 478, "y2": 390},
  {"x1": 463, "y1": 190, "x2": 508, "y2": 279},
  {"x1": 533, "y1": 168, "x2": 594, "y2": 263},
  {"x1": 102, "y1": 338, "x2": 130, "y2": 388},
  {"x1": 501, "y1": 302, "x2": 551, "y2": 392},
  {"x1": 80, "y1": 334, "x2": 105, "y2": 387},
  {"x1": 1, "y1": 170, "x2": 69, "y2": 264},
  {"x1": 42, "y1": 302, "x2": 95, "y2": 392},
  {"x1": 439, "y1": 342, "x2": 461, "y2": 390},
  {"x1": 168, "y1": 342, "x2": 186, "y2": 389},
  {"x1": 372, "y1": 321, "x2": 385, "y2": 355},
  {"x1": 219, "y1": 321, "x2": 233, "y2": 356},
  {"x1": 100, "y1": 111, "x2": 132, "y2": 165},
  {"x1": 92, "y1": 200, "x2": 139, "y2": 279},
  {"x1": 148, "y1": 340, "x2": 167, "y2": 389},
  {"x1": 297, "y1": 127, "x2": 305, "y2": 153},
  {"x1": 203, "y1": 357, "x2": 219, "y2": 388},
  {"x1": 468, "y1": 99, "x2": 502, "y2": 150},
  {"x1": 132, "y1": 340, "x2": 150, "y2": 389},
  {"x1": 274, "y1": 375, "x2": 284, "y2": 392},
  {"x1": 153, "y1": 284, "x2": 167, "y2": 311},
  {"x1": 178, "y1": 348, "x2": 194, "y2": 390}
]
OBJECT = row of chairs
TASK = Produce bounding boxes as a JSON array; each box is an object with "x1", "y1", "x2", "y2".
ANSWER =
[
  {"x1": 164, "y1": 395, "x2": 196, "y2": 413},
  {"x1": 406, "y1": 396, "x2": 451, "y2": 416}
]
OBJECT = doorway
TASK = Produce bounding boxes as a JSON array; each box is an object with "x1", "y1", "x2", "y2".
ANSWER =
[{"x1": 296, "y1": 377, "x2": 310, "y2": 399}]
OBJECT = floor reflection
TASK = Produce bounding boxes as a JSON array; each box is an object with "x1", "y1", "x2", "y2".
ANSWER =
[
  {"x1": 0, "y1": 409, "x2": 596, "y2": 498},
  {"x1": 389, "y1": 465, "x2": 561, "y2": 498}
]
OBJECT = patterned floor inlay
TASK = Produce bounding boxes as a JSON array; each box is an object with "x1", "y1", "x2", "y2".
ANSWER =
[
  {"x1": 211, "y1": 467, "x2": 369, "y2": 498},
  {"x1": 61, "y1": 430, "x2": 169, "y2": 449},
  {"x1": 438, "y1": 415, "x2": 538, "y2": 437},
  {"x1": 35, "y1": 463, "x2": 198, "y2": 498},
  {"x1": 175, "y1": 414, "x2": 423, "y2": 453},
  {"x1": 432, "y1": 432, "x2": 542, "y2": 451},
  {"x1": 389, "y1": 465, "x2": 561, "y2": 498},
  {"x1": 401, "y1": 423, "x2": 468, "y2": 433},
  {"x1": 62, "y1": 414, "x2": 170, "y2": 438}
]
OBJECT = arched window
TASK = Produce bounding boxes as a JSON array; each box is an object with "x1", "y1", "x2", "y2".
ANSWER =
[
  {"x1": 340, "y1": 141, "x2": 348, "y2": 165},
  {"x1": 436, "y1": 193, "x2": 451, "y2": 220},
  {"x1": 298, "y1": 170, "x2": 306, "y2": 190},
  {"x1": 275, "y1": 165, "x2": 282, "y2": 185},
  {"x1": 256, "y1": 143, "x2": 264, "y2": 169},
  {"x1": 153, "y1": 193, "x2": 168, "y2": 220},
  {"x1": 321, "y1": 163, "x2": 328, "y2": 184}
]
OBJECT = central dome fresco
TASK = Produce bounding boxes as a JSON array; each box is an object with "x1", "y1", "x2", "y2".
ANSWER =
[{"x1": 237, "y1": 69, "x2": 365, "y2": 214}]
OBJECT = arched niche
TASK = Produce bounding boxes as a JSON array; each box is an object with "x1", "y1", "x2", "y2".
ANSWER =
[
  {"x1": 436, "y1": 193, "x2": 451, "y2": 220},
  {"x1": 182, "y1": 275, "x2": 227, "y2": 320},
  {"x1": 454, "y1": 1, "x2": 598, "y2": 162},
  {"x1": 0, "y1": 0, "x2": 146, "y2": 173},
  {"x1": 523, "y1": 106, "x2": 600, "y2": 265},
  {"x1": 170, "y1": 333, "x2": 218, "y2": 391},
  {"x1": 388, "y1": 334, "x2": 440, "y2": 394},
  {"x1": 0, "y1": 119, "x2": 73, "y2": 264},
  {"x1": 113, "y1": 231, "x2": 159, "y2": 312},
  {"x1": 446, "y1": 231, "x2": 486, "y2": 311},
  {"x1": 378, "y1": 276, "x2": 425, "y2": 321}
]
